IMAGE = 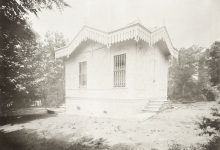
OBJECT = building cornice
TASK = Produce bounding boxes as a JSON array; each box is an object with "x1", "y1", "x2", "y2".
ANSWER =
[{"x1": 55, "y1": 23, "x2": 178, "y2": 58}]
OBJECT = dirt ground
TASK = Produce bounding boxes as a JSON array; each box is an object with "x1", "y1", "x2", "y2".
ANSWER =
[{"x1": 0, "y1": 101, "x2": 220, "y2": 150}]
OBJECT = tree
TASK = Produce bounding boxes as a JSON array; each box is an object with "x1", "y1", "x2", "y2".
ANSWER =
[
  {"x1": 168, "y1": 43, "x2": 220, "y2": 102},
  {"x1": 168, "y1": 46, "x2": 207, "y2": 101},
  {"x1": 208, "y1": 41, "x2": 220, "y2": 86},
  {"x1": 34, "y1": 32, "x2": 66, "y2": 107},
  {"x1": 205, "y1": 41, "x2": 220, "y2": 100},
  {"x1": 0, "y1": 0, "x2": 68, "y2": 112}
]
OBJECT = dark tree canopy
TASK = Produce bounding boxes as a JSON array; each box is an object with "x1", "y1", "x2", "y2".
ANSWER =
[
  {"x1": 0, "y1": 0, "x2": 68, "y2": 111},
  {"x1": 168, "y1": 43, "x2": 220, "y2": 102},
  {"x1": 208, "y1": 41, "x2": 220, "y2": 86}
]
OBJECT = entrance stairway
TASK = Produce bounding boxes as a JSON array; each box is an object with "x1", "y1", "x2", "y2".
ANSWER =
[
  {"x1": 137, "y1": 100, "x2": 167, "y2": 120},
  {"x1": 142, "y1": 100, "x2": 166, "y2": 113}
]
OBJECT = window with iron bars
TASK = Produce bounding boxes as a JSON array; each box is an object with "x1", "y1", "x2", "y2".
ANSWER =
[{"x1": 114, "y1": 54, "x2": 126, "y2": 87}]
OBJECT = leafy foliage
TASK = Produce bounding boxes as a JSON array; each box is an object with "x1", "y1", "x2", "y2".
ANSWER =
[
  {"x1": 34, "y1": 32, "x2": 65, "y2": 107},
  {"x1": 196, "y1": 105, "x2": 220, "y2": 150},
  {"x1": 168, "y1": 46, "x2": 206, "y2": 101},
  {"x1": 208, "y1": 41, "x2": 220, "y2": 86},
  {"x1": 168, "y1": 43, "x2": 220, "y2": 102},
  {"x1": 0, "y1": 0, "x2": 67, "y2": 111}
]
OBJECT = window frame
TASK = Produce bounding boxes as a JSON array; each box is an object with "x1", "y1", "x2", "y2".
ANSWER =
[
  {"x1": 79, "y1": 61, "x2": 87, "y2": 88},
  {"x1": 113, "y1": 53, "x2": 126, "y2": 88}
]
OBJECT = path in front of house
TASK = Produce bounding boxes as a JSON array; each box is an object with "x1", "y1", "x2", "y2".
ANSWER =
[{"x1": 0, "y1": 101, "x2": 219, "y2": 150}]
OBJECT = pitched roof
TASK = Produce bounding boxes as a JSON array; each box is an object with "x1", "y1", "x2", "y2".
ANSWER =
[{"x1": 55, "y1": 22, "x2": 178, "y2": 58}]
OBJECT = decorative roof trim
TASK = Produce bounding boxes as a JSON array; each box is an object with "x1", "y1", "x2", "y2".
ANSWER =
[{"x1": 55, "y1": 23, "x2": 178, "y2": 58}]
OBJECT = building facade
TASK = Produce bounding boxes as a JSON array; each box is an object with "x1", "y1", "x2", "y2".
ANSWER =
[{"x1": 55, "y1": 23, "x2": 178, "y2": 118}]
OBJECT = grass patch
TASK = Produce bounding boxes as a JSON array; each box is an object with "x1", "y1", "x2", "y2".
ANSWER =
[
  {"x1": 110, "y1": 143, "x2": 135, "y2": 150},
  {"x1": 168, "y1": 143, "x2": 197, "y2": 150},
  {"x1": 67, "y1": 136, "x2": 109, "y2": 150}
]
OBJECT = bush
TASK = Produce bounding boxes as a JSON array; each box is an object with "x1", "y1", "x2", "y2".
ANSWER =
[
  {"x1": 203, "y1": 89, "x2": 215, "y2": 101},
  {"x1": 168, "y1": 144, "x2": 198, "y2": 150},
  {"x1": 168, "y1": 144, "x2": 186, "y2": 150},
  {"x1": 196, "y1": 106, "x2": 220, "y2": 150},
  {"x1": 203, "y1": 85, "x2": 220, "y2": 101},
  {"x1": 201, "y1": 136, "x2": 220, "y2": 150}
]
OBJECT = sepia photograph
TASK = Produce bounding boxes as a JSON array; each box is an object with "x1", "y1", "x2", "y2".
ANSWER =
[{"x1": 0, "y1": 0, "x2": 220, "y2": 149}]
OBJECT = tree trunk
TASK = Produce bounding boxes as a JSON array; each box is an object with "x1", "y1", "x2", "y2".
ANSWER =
[{"x1": 182, "y1": 82, "x2": 186, "y2": 98}]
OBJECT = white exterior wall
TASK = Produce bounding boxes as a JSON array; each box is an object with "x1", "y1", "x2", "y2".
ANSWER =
[
  {"x1": 65, "y1": 40, "x2": 169, "y2": 117},
  {"x1": 134, "y1": 41, "x2": 169, "y2": 99}
]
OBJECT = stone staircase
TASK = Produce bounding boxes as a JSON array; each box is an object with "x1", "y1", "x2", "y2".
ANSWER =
[
  {"x1": 136, "y1": 100, "x2": 167, "y2": 120},
  {"x1": 142, "y1": 100, "x2": 167, "y2": 113}
]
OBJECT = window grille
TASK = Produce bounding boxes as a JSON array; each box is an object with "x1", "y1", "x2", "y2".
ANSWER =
[
  {"x1": 79, "y1": 61, "x2": 87, "y2": 87},
  {"x1": 114, "y1": 54, "x2": 126, "y2": 87}
]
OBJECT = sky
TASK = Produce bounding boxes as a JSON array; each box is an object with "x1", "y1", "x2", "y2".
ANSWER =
[{"x1": 30, "y1": 0, "x2": 220, "y2": 49}]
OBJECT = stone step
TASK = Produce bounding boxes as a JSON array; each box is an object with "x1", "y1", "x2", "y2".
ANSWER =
[
  {"x1": 144, "y1": 106, "x2": 160, "y2": 110},
  {"x1": 142, "y1": 109, "x2": 158, "y2": 113},
  {"x1": 146, "y1": 103, "x2": 164, "y2": 106},
  {"x1": 144, "y1": 107, "x2": 160, "y2": 111},
  {"x1": 147, "y1": 103, "x2": 161, "y2": 106},
  {"x1": 148, "y1": 101, "x2": 165, "y2": 104},
  {"x1": 146, "y1": 103, "x2": 163, "y2": 107},
  {"x1": 142, "y1": 100, "x2": 165, "y2": 113},
  {"x1": 144, "y1": 105, "x2": 161, "y2": 109}
]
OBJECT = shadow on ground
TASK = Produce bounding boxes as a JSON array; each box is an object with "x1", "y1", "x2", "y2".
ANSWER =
[
  {"x1": 0, "y1": 114, "x2": 56, "y2": 126},
  {"x1": 0, "y1": 114, "x2": 110, "y2": 150},
  {"x1": 0, "y1": 129, "x2": 111, "y2": 150},
  {"x1": 0, "y1": 129, "x2": 73, "y2": 150},
  {"x1": 0, "y1": 114, "x2": 220, "y2": 150}
]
